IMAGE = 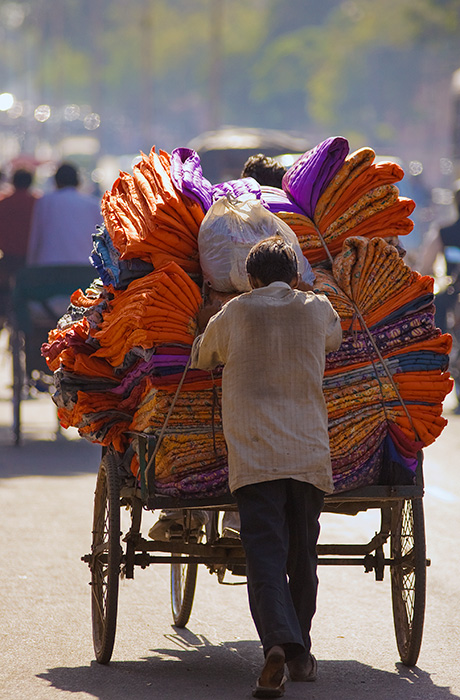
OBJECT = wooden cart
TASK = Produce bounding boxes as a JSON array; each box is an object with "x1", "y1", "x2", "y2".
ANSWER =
[{"x1": 83, "y1": 433, "x2": 428, "y2": 668}]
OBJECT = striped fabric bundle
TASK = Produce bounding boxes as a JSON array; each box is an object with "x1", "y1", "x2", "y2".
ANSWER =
[
  {"x1": 316, "y1": 236, "x2": 452, "y2": 491},
  {"x1": 130, "y1": 387, "x2": 227, "y2": 497}
]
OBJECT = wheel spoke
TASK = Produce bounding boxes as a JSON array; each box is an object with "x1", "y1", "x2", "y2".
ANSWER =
[{"x1": 171, "y1": 547, "x2": 198, "y2": 627}]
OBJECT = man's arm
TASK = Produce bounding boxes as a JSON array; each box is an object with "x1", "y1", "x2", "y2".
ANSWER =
[
  {"x1": 325, "y1": 304, "x2": 342, "y2": 353},
  {"x1": 190, "y1": 302, "x2": 229, "y2": 370}
]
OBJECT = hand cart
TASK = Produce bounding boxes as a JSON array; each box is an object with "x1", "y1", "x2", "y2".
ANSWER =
[{"x1": 82, "y1": 433, "x2": 428, "y2": 668}]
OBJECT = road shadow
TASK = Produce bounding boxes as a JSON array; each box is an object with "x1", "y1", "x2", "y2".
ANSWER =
[
  {"x1": 0, "y1": 434, "x2": 101, "y2": 478},
  {"x1": 37, "y1": 629, "x2": 459, "y2": 700}
]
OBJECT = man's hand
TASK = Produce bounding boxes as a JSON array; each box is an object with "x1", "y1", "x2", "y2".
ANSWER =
[{"x1": 196, "y1": 299, "x2": 222, "y2": 333}]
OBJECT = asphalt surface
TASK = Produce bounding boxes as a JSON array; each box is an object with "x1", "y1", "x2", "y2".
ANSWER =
[{"x1": 0, "y1": 332, "x2": 459, "y2": 700}]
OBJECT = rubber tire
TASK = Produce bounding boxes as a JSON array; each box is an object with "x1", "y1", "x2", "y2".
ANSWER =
[
  {"x1": 391, "y1": 498, "x2": 426, "y2": 667},
  {"x1": 90, "y1": 451, "x2": 122, "y2": 664},
  {"x1": 171, "y1": 558, "x2": 198, "y2": 628}
]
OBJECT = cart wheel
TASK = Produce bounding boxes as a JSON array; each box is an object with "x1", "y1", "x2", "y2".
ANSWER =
[
  {"x1": 90, "y1": 451, "x2": 122, "y2": 664},
  {"x1": 171, "y1": 558, "x2": 198, "y2": 628},
  {"x1": 390, "y1": 498, "x2": 426, "y2": 667}
]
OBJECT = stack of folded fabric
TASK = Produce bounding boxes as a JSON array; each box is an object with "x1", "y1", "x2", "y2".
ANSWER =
[
  {"x1": 316, "y1": 236, "x2": 452, "y2": 491},
  {"x1": 260, "y1": 136, "x2": 415, "y2": 265},
  {"x1": 42, "y1": 148, "x2": 227, "y2": 494},
  {"x1": 130, "y1": 388, "x2": 227, "y2": 498},
  {"x1": 43, "y1": 260, "x2": 208, "y2": 456},
  {"x1": 101, "y1": 148, "x2": 204, "y2": 274},
  {"x1": 42, "y1": 136, "x2": 452, "y2": 498}
]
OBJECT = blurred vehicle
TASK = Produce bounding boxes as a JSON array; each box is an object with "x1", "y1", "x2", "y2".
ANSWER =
[{"x1": 187, "y1": 127, "x2": 311, "y2": 184}]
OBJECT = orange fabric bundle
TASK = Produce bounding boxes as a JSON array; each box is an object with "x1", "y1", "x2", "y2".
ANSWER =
[
  {"x1": 314, "y1": 237, "x2": 414, "y2": 325},
  {"x1": 272, "y1": 146, "x2": 415, "y2": 267},
  {"x1": 101, "y1": 147, "x2": 203, "y2": 274},
  {"x1": 314, "y1": 147, "x2": 377, "y2": 222},
  {"x1": 296, "y1": 198, "x2": 415, "y2": 265},
  {"x1": 92, "y1": 262, "x2": 201, "y2": 367},
  {"x1": 316, "y1": 160, "x2": 405, "y2": 233}
]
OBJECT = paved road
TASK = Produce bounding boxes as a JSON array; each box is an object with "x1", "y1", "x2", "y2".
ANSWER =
[{"x1": 0, "y1": 343, "x2": 459, "y2": 699}]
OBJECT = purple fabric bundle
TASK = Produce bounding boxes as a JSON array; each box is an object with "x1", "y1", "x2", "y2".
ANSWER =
[
  {"x1": 259, "y1": 186, "x2": 306, "y2": 216},
  {"x1": 154, "y1": 464, "x2": 229, "y2": 498},
  {"x1": 282, "y1": 136, "x2": 349, "y2": 219},
  {"x1": 170, "y1": 147, "x2": 213, "y2": 212},
  {"x1": 170, "y1": 148, "x2": 262, "y2": 213},
  {"x1": 111, "y1": 353, "x2": 190, "y2": 396},
  {"x1": 211, "y1": 177, "x2": 261, "y2": 203}
]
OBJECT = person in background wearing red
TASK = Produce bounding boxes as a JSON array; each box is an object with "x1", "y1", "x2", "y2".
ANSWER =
[
  {"x1": 0, "y1": 169, "x2": 38, "y2": 327},
  {"x1": 0, "y1": 168, "x2": 37, "y2": 271}
]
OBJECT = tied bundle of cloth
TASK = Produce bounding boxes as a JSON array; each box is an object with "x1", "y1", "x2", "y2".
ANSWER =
[
  {"x1": 131, "y1": 388, "x2": 228, "y2": 498},
  {"x1": 43, "y1": 259, "x2": 214, "y2": 456},
  {"x1": 315, "y1": 236, "x2": 452, "y2": 491},
  {"x1": 260, "y1": 136, "x2": 415, "y2": 264}
]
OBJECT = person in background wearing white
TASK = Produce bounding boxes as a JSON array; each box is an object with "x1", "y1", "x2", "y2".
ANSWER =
[{"x1": 27, "y1": 162, "x2": 102, "y2": 266}]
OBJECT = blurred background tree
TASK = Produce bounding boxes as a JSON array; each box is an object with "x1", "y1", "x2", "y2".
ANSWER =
[{"x1": 0, "y1": 0, "x2": 459, "y2": 189}]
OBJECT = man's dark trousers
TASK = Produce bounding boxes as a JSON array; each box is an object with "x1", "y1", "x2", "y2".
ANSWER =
[{"x1": 234, "y1": 478, "x2": 324, "y2": 662}]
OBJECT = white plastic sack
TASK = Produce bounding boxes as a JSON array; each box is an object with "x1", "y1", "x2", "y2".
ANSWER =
[{"x1": 198, "y1": 194, "x2": 315, "y2": 292}]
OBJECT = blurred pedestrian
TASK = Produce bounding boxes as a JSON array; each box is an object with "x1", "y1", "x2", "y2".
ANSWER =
[
  {"x1": 0, "y1": 168, "x2": 13, "y2": 200},
  {"x1": 27, "y1": 162, "x2": 102, "y2": 266},
  {"x1": 419, "y1": 183, "x2": 460, "y2": 332},
  {"x1": 0, "y1": 168, "x2": 37, "y2": 272},
  {"x1": 0, "y1": 169, "x2": 38, "y2": 327}
]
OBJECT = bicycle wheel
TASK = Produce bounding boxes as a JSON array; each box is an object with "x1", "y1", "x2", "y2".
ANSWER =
[
  {"x1": 90, "y1": 451, "x2": 122, "y2": 664},
  {"x1": 390, "y1": 498, "x2": 427, "y2": 666},
  {"x1": 171, "y1": 557, "x2": 198, "y2": 628}
]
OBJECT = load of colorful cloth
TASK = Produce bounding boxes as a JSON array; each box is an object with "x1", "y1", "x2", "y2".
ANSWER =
[{"x1": 42, "y1": 137, "x2": 452, "y2": 497}]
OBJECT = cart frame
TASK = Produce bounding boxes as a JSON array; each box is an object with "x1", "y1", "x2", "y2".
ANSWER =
[{"x1": 83, "y1": 436, "x2": 429, "y2": 668}]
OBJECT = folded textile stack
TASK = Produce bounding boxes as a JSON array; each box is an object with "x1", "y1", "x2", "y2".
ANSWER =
[
  {"x1": 260, "y1": 136, "x2": 416, "y2": 265},
  {"x1": 315, "y1": 236, "x2": 452, "y2": 491},
  {"x1": 43, "y1": 262, "x2": 206, "y2": 455},
  {"x1": 42, "y1": 147, "x2": 228, "y2": 495},
  {"x1": 101, "y1": 148, "x2": 204, "y2": 274},
  {"x1": 131, "y1": 388, "x2": 227, "y2": 498}
]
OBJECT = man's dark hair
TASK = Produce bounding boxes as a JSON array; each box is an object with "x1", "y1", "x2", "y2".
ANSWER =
[
  {"x1": 241, "y1": 153, "x2": 287, "y2": 188},
  {"x1": 12, "y1": 169, "x2": 33, "y2": 190},
  {"x1": 55, "y1": 162, "x2": 79, "y2": 188},
  {"x1": 246, "y1": 236, "x2": 298, "y2": 286}
]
